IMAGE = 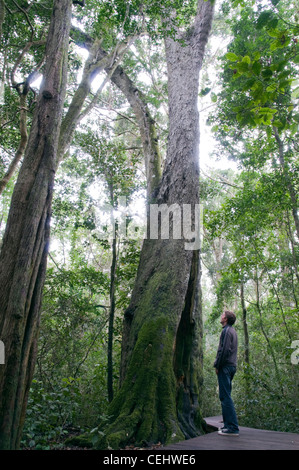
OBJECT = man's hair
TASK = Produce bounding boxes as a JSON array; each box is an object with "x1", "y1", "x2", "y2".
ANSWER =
[{"x1": 224, "y1": 310, "x2": 236, "y2": 325}]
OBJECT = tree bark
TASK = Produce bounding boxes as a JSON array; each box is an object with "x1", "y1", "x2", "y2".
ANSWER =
[
  {"x1": 0, "y1": 0, "x2": 4, "y2": 42},
  {"x1": 107, "y1": 183, "x2": 118, "y2": 404},
  {"x1": 98, "y1": 0, "x2": 215, "y2": 449},
  {"x1": 107, "y1": 228, "x2": 117, "y2": 403},
  {"x1": 240, "y1": 281, "x2": 250, "y2": 402},
  {"x1": 240, "y1": 283, "x2": 249, "y2": 366},
  {"x1": 273, "y1": 126, "x2": 299, "y2": 240},
  {"x1": 0, "y1": 0, "x2": 72, "y2": 450}
]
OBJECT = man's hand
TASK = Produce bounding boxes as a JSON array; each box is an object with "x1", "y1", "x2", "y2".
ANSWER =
[{"x1": 215, "y1": 369, "x2": 218, "y2": 374}]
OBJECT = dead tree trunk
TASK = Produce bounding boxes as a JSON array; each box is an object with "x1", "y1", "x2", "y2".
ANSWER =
[
  {"x1": 98, "y1": 0, "x2": 215, "y2": 450},
  {"x1": 0, "y1": 0, "x2": 72, "y2": 450}
]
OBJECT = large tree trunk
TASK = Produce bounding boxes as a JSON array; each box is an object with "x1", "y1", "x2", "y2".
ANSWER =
[
  {"x1": 0, "y1": 0, "x2": 72, "y2": 450},
  {"x1": 99, "y1": 0, "x2": 215, "y2": 450}
]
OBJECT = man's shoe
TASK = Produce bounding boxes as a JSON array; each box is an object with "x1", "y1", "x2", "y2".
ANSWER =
[{"x1": 218, "y1": 429, "x2": 239, "y2": 436}]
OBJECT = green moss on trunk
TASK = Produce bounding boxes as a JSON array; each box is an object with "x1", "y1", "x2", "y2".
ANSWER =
[{"x1": 97, "y1": 317, "x2": 185, "y2": 449}]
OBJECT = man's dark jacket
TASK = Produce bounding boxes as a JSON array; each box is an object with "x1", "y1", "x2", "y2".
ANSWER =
[{"x1": 214, "y1": 324, "x2": 238, "y2": 370}]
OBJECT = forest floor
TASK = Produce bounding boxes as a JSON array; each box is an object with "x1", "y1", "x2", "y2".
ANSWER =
[{"x1": 22, "y1": 427, "x2": 166, "y2": 451}]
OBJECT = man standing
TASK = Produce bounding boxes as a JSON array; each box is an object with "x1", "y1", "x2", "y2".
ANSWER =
[{"x1": 214, "y1": 310, "x2": 239, "y2": 436}]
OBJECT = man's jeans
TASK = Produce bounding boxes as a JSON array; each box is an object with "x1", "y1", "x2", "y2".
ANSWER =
[{"x1": 218, "y1": 365, "x2": 239, "y2": 433}]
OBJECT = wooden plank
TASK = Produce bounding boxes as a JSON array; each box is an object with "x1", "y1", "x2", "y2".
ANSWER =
[
  {"x1": 162, "y1": 417, "x2": 299, "y2": 451},
  {"x1": 204, "y1": 415, "x2": 223, "y2": 429}
]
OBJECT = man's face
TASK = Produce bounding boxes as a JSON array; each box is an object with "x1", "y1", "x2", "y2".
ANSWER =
[{"x1": 220, "y1": 313, "x2": 227, "y2": 327}]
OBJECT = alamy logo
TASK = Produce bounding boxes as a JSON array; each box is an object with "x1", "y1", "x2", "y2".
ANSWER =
[
  {"x1": 0, "y1": 340, "x2": 4, "y2": 364},
  {"x1": 99, "y1": 197, "x2": 204, "y2": 251},
  {"x1": 149, "y1": 203, "x2": 202, "y2": 250}
]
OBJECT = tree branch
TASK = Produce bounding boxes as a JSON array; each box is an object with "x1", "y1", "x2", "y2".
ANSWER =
[
  {"x1": 11, "y1": 0, "x2": 34, "y2": 41},
  {"x1": 191, "y1": 0, "x2": 216, "y2": 65},
  {"x1": 65, "y1": 27, "x2": 162, "y2": 199},
  {"x1": 0, "y1": 94, "x2": 27, "y2": 195},
  {"x1": 57, "y1": 35, "x2": 138, "y2": 166},
  {"x1": 0, "y1": 0, "x2": 5, "y2": 41},
  {"x1": 0, "y1": 45, "x2": 46, "y2": 196},
  {"x1": 201, "y1": 168, "x2": 242, "y2": 191}
]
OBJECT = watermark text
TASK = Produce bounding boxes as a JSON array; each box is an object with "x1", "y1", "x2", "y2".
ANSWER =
[{"x1": 98, "y1": 197, "x2": 204, "y2": 251}]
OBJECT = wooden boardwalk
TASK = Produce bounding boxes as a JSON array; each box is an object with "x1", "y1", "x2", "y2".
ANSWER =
[{"x1": 163, "y1": 416, "x2": 299, "y2": 450}]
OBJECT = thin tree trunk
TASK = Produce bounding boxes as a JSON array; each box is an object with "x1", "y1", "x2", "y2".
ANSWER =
[
  {"x1": 0, "y1": 0, "x2": 4, "y2": 41},
  {"x1": 252, "y1": 238, "x2": 291, "y2": 340},
  {"x1": 241, "y1": 282, "x2": 249, "y2": 365},
  {"x1": 97, "y1": 0, "x2": 215, "y2": 449},
  {"x1": 211, "y1": 237, "x2": 223, "y2": 284},
  {"x1": 107, "y1": 230, "x2": 117, "y2": 403},
  {"x1": 240, "y1": 281, "x2": 250, "y2": 405},
  {"x1": 0, "y1": 0, "x2": 72, "y2": 450},
  {"x1": 273, "y1": 126, "x2": 299, "y2": 239},
  {"x1": 0, "y1": 94, "x2": 28, "y2": 195},
  {"x1": 107, "y1": 182, "x2": 118, "y2": 403},
  {"x1": 255, "y1": 271, "x2": 283, "y2": 394}
]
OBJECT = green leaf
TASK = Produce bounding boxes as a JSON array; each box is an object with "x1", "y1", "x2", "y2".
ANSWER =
[
  {"x1": 242, "y1": 55, "x2": 251, "y2": 65},
  {"x1": 291, "y1": 86, "x2": 299, "y2": 99},
  {"x1": 261, "y1": 68, "x2": 273, "y2": 79},
  {"x1": 232, "y1": 71, "x2": 242, "y2": 79},
  {"x1": 252, "y1": 61, "x2": 262, "y2": 75},
  {"x1": 267, "y1": 17, "x2": 279, "y2": 30},
  {"x1": 278, "y1": 70, "x2": 291, "y2": 80},
  {"x1": 267, "y1": 28, "x2": 280, "y2": 38},
  {"x1": 199, "y1": 87, "x2": 211, "y2": 97},
  {"x1": 256, "y1": 11, "x2": 273, "y2": 30},
  {"x1": 253, "y1": 51, "x2": 261, "y2": 61},
  {"x1": 237, "y1": 61, "x2": 249, "y2": 73},
  {"x1": 266, "y1": 83, "x2": 277, "y2": 92},
  {"x1": 226, "y1": 52, "x2": 239, "y2": 62},
  {"x1": 270, "y1": 36, "x2": 291, "y2": 50},
  {"x1": 259, "y1": 107, "x2": 277, "y2": 114},
  {"x1": 276, "y1": 59, "x2": 288, "y2": 72},
  {"x1": 242, "y1": 78, "x2": 256, "y2": 91}
]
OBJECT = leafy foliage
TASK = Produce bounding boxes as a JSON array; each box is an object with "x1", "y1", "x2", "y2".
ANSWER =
[
  {"x1": 212, "y1": 2, "x2": 299, "y2": 133},
  {"x1": 201, "y1": 0, "x2": 298, "y2": 434},
  {"x1": 1, "y1": 0, "x2": 298, "y2": 448}
]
